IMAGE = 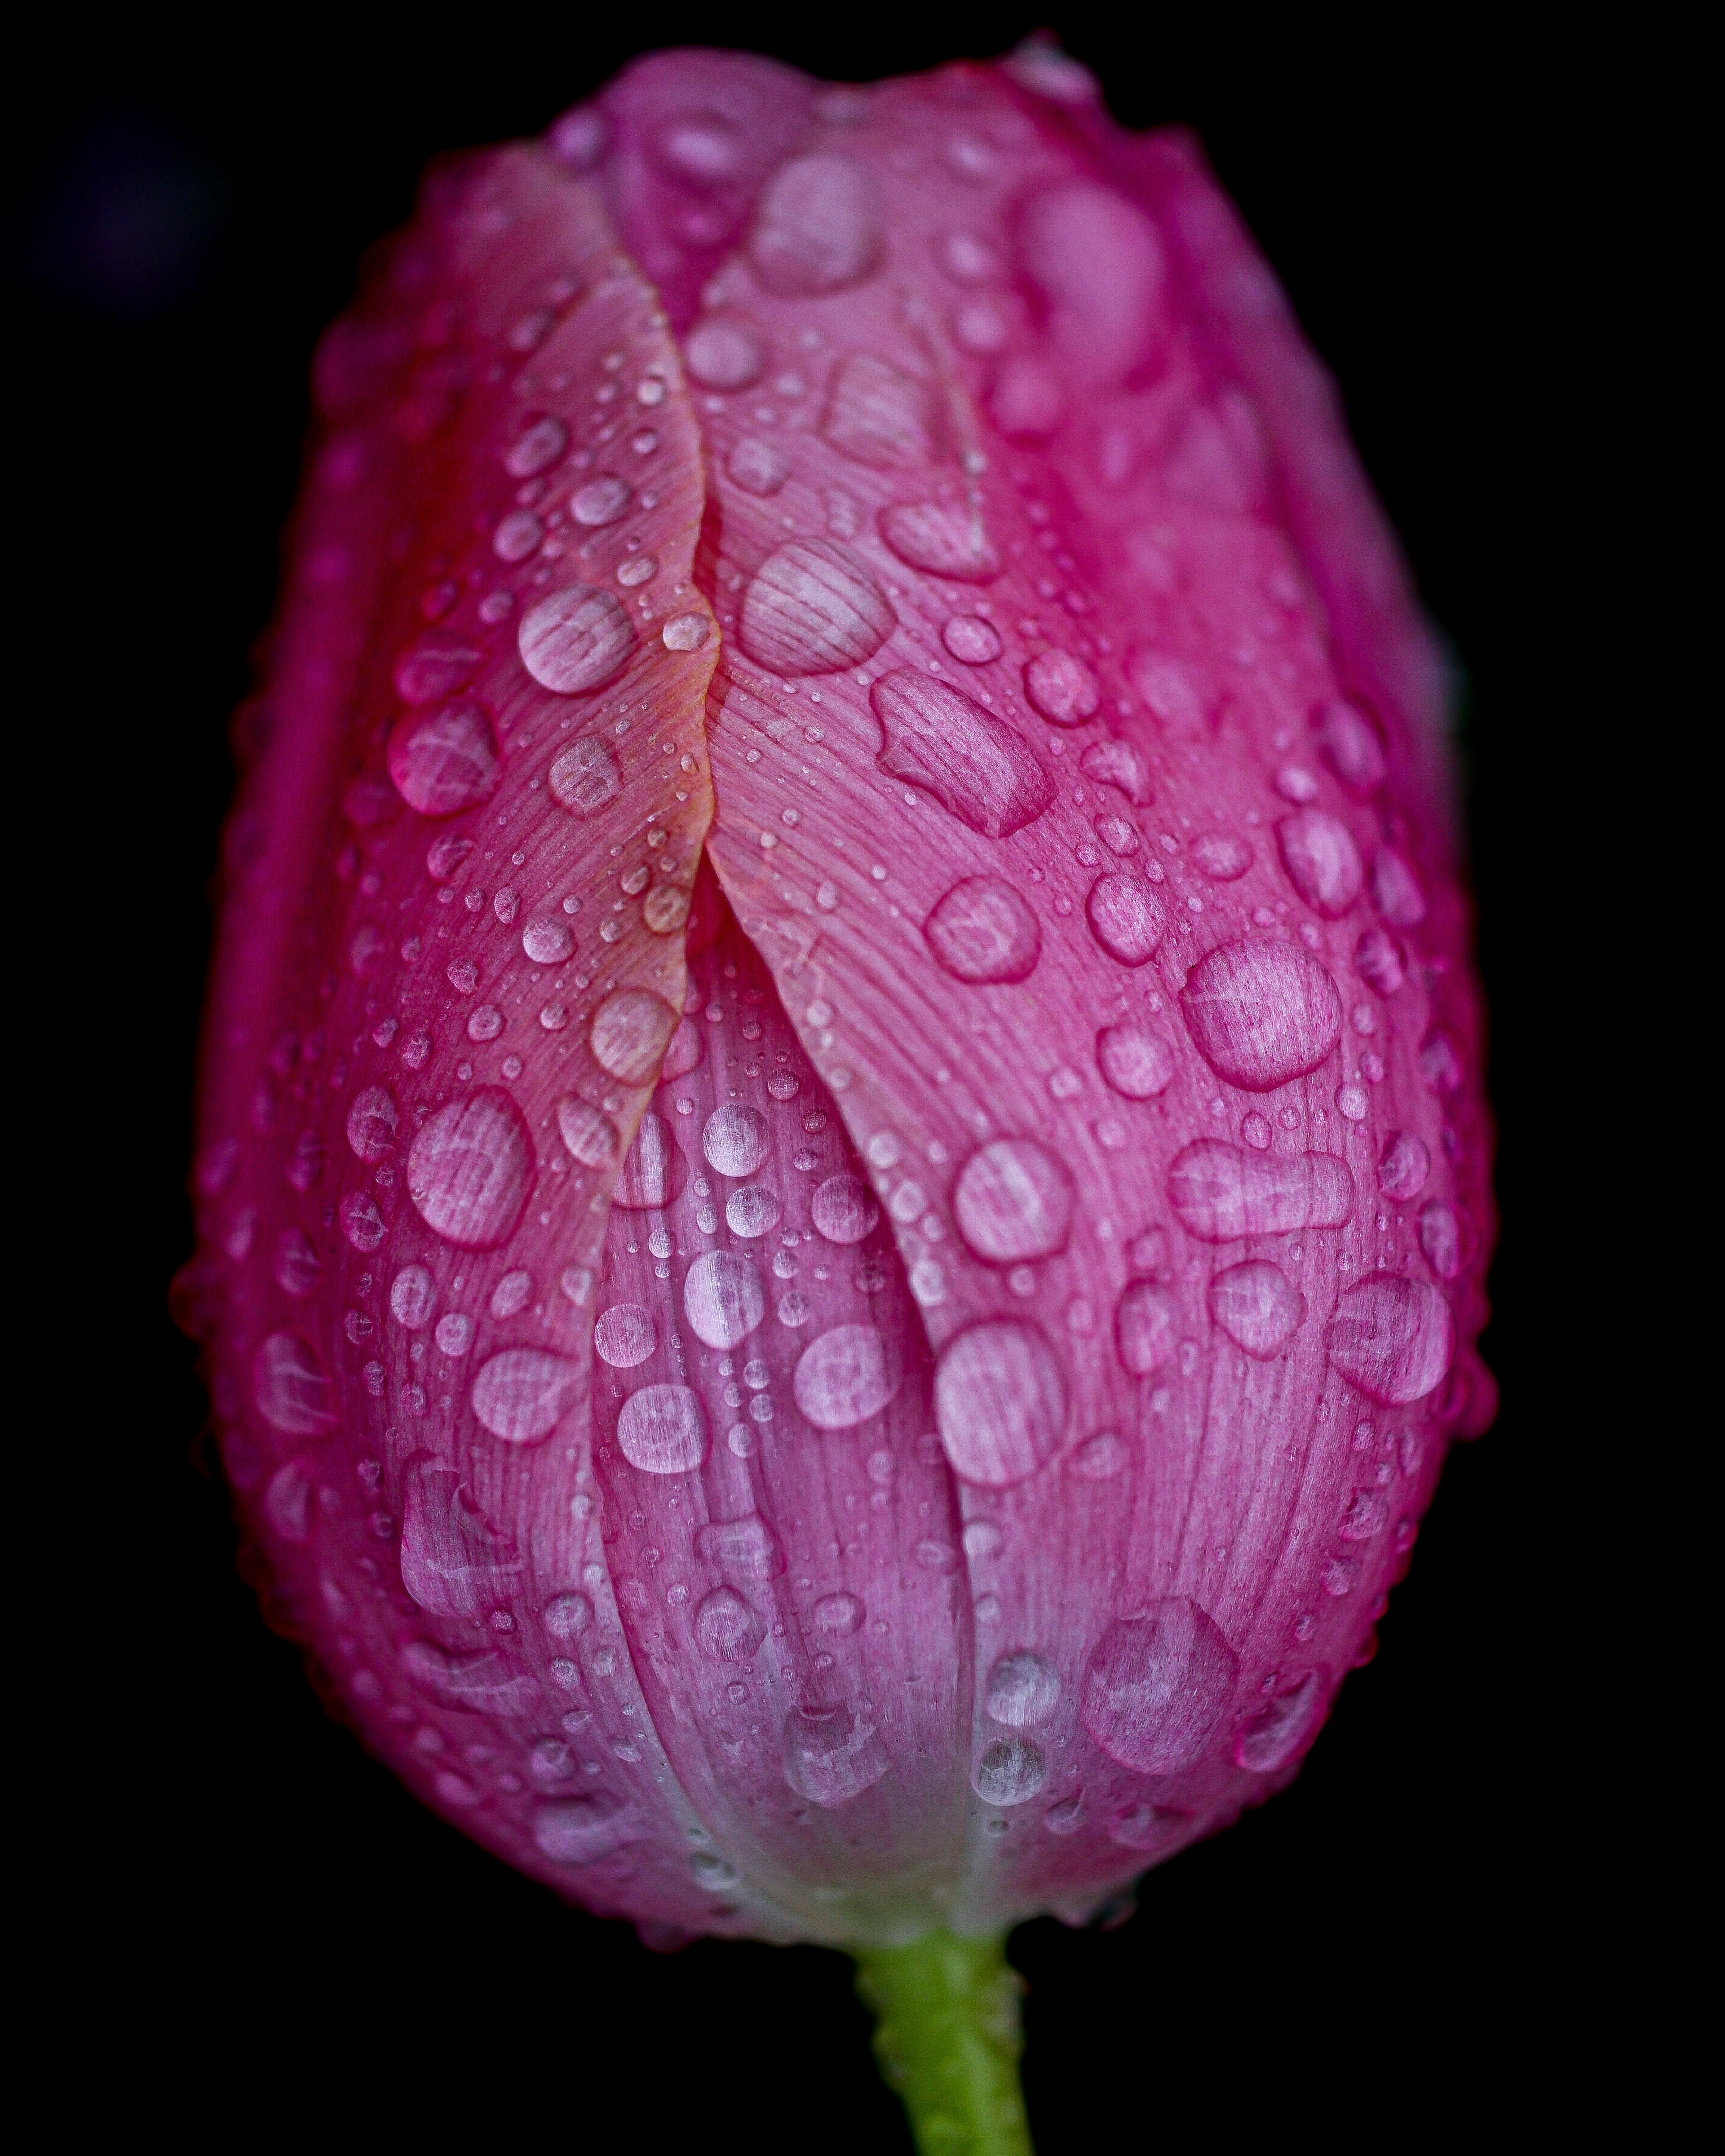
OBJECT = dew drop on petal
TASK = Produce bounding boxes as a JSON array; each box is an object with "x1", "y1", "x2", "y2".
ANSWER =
[
  {"x1": 590, "y1": 989, "x2": 677, "y2": 1084},
  {"x1": 703, "y1": 1103, "x2": 770, "y2": 1179},
  {"x1": 470, "y1": 1348, "x2": 583, "y2": 1441},
  {"x1": 518, "y1": 585, "x2": 636, "y2": 694},
  {"x1": 1024, "y1": 649, "x2": 1099, "y2": 727},
  {"x1": 1208, "y1": 1260, "x2": 1305, "y2": 1356},
  {"x1": 1086, "y1": 873, "x2": 1167, "y2": 965},
  {"x1": 594, "y1": 1303, "x2": 657, "y2": 1368},
  {"x1": 1080, "y1": 1599, "x2": 1239, "y2": 1772},
  {"x1": 810, "y1": 1173, "x2": 880, "y2": 1244},
  {"x1": 1180, "y1": 938, "x2": 1343, "y2": 1091},
  {"x1": 793, "y1": 1323, "x2": 899, "y2": 1429},
  {"x1": 1096, "y1": 1023, "x2": 1174, "y2": 1099},
  {"x1": 617, "y1": 1383, "x2": 710, "y2": 1474},
  {"x1": 935, "y1": 1320, "x2": 1067, "y2": 1486},
  {"x1": 406, "y1": 1089, "x2": 534, "y2": 1250},
  {"x1": 986, "y1": 1650, "x2": 1062, "y2": 1728},
  {"x1": 739, "y1": 538, "x2": 894, "y2": 677},
  {"x1": 953, "y1": 1138, "x2": 1073, "y2": 1263},
  {"x1": 683, "y1": 1251, "x2": 767, "y2": 1350},
  {"x1": 924, "y1": 876, "x2": 1042, "y2": 984},
  {"x1": 548, "y1": 733, "x2": 623, "y2": 815},
  {"x1": 974, "y1": 1737, "x2": 1048, "y2": 1806},
  {"x1": 695, "y1": 1586, "x2": 766, "y2": 1661},
  {"x1": 387, "y1": 704, "x2": 500, "y2": 817},
  {"x1": 1326, "y1": 1277, "x2": 1455, "y2": 1403}
]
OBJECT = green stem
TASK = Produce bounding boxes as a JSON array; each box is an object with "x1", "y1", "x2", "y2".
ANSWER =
[{"x1": 853, "y1": 1931, "x2": 1034, "y2": 2156}]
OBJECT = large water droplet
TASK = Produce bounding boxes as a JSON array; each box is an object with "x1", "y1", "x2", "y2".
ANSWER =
[
  {"x1": 590, "y1": 988, "x2": 677, "y2": 1084},
  {"x1": 1167, "y1": 1140, "x2": 1353, "y2": 1239},
  {"x1": 1234, "y1": 1670, "x2": 1325, "y2": 1772},
  {"x1": 1080, "y1": 1599, "x2": 1238, "y2": 1772},
  {"x1": 1327, "y1": 1277, "x2": 1455, "y2": 1403},
  {"x1": 727, "y1": 437, "x2": 793, "y2": 496},
  {"x1": 617, "y1": 1383, "x2": 710, "y2": 1474},
  {"x1": 387, "y1": 704, "x2": 500, "y2": 817},
  {"x1": 389, "y1": 1264, "x2": 437, "y2": 1330},
  {"x1": 871, "y1": 672, "x2": 1053, "y2": 838},
  {"x1": 782, "y1": 1704, "x2": 889, "y2": 1806},
  {"x1": 398, "y1": 1459, "x2": 521, "y2": 1617},
  {"x1": 1079, "y1": 739, "x2": 1151, "y2": 804},
  {"x1": 571, "y1": 474, "x2": 632, "y2": 527},
  {"x1": 519, "y1": 585, "x2": 636, "y2": 694},
  {"x1": 738, "y1": 538, "x2": 893, "y2": 676},
  {"x1": 1208, "y1": 1260, "x2": 1305, "y2": 1356},
  {"x1": 823, "y1": 352, "x2": 937, "y2": 468},
  {"x1": 935, "y1": 1321, "x2": 1067, "y2": 1486},
  {"x1": 1115, "y1": 1281, "x2": 1177, "y2": 1375},
  {"x1": 1024, "y1": 649, "x2": 1099, "y2": 728},
  {"x1": 793, "y1": 1323, "x2": 900, "y2": 1429},
  {"x1": 548, "y1": 733, "x2": 623, "y2": 815},
  {"x1": 1311, "y1": 698, "x2": 1386, "y2": 795},
  {"x1": 703, "y1": 1103, "x2": 770, "y2": 1179},
  {"x1": 1377, "y1": 1132, "x2": 1431, "y2": 1201},
  {"x1": 924, "y1": 876, "x2": 1042, "y2": 984},
  {"x1": 684, "y1": 1251, "x2": 767, "y2": 1349},
  {"x1": 878, "y1": 501, "x2": 1001, "y2": 581},
  {"x1": 815, "y1": 1591, "x2": 866, "y2": 1635},
  {"x1": 594, "y1": 1303, "x2": 657, "y2": 1368},
  {"x1": 1191, "y1": 834, "x2": 1252, "y2": 881},
  {"x1": 750, "y1": 155, "x2": 881, "y2": 297},
  {"x1": 953, "y1": 1138, "x2": 1073, "y2": 1263},
  {"x1": 986, "y1": 1650, "x2": 1062, "y2": 1728},
  {"x1": 695, "y1": 1586, "x2": 766, "y2": 1661},
  {"x1": 613, "y1": 1111, "x2": 686, "y2": 1209},
  {"x1": 1277, "y1": 809, "x2": 1364, "y2": 918},
  {"x1": 504, "y1": 415, "x2": 568, "y2": 479},
  {"x1": 975, "y1": 1737, "x2": 1048, "y2": 1806},
  {"x1": 396, "y1": 639, "x2": 482, "y2": 706},
  {"x1": 1086, "y1": 873, "x2": 1167, "y2": 966},
  {"x1": 339, "y1": 1191, "x2": 386, "y2": 1252},
  {"x1": 1180, "y1": 938, "x2": 1343, "y2": 1091},
  {"x1": 942, "y1": 614, "x2": 1004, "y2": 664},
  {"x1": 1096, "y1": 1023, "x2": 1174, "y2": 1098},
  {"x1": 253, "y1": 1334, "x2": 336, "y2": 1435},
  {"x1": 407, "y1": 1089, "x2": 534, "y2": 1250},
  {"x1": 522, "y1": 915, "x2": 575, "y2": 965},
  {"x1": 471, "y1": 1348, "x2": 584, "y2": 1441},
  {"x1": 726, "y1": 1184, "x2": 782, "y2": 1238}
]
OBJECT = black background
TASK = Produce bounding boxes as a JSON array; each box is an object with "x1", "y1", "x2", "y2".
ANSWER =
[{"x1": 12, "y1": 11, "x2": 1606, "y2": 2141}]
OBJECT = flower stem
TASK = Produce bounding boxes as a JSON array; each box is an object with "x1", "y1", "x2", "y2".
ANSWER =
[{"x1": 853, "y1": 1930, "x2": 1034, "y2": 2156}]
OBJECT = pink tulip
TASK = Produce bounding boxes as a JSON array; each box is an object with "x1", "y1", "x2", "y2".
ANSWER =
[{"x1": 176, "y1": 41, "x2": 1494, "y2": 2151}]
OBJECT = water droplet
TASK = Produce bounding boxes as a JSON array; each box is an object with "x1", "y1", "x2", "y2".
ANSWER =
[
  {"x1": 1242, "y1": 1112, "x2": 1273, "y2": 1150},
  {"x1": 1080, "y1": 1599, "x2": 1238, "y2": 1771},
  {"x1": 1043, "y1": 1792, "x2": 1084, "y2": 1834},
  {"x1": 435, "y1": 1312, "x2": 474, "y2": 1356},
  {"x1": 1327, "y1": 1277, "x2": 1455, "y2": 1402},
  {"x1": 695, "y1": 1586, "x2": 766, "y2": 1661},
  {"x1": 396, "y1": 640, "x2": 482, "y2": 706},
  {"x1": 533, "y1": 1793, "x2": 638, "y2": 1864},
  {"x1": 1095, "y1": 1023, "x2": 1174, "y2": 1099},
  {"x1": 557, "y1": 1097, "x2": 620, "y2": 1172},
  {"x1": 1079, "y1": 739, "x2": 1151, "y2": 804},
  {"x1": 963, "y1": 1520, "x2": 1003, "y2": 1559},
  {"x1": 1192, "y1": 834, "x2": 1252, "y2": 882},
  {"x1": 793, "y1": 1323, "x2": 899, "y2": 1429},
  {"x1": 814, "y1": 1591, "x2": 865, "y2": 1635},
  {"x1": 387, "y1": 704, "x2": 500, "y2": 817},
  {"x1": 518, "y1": 585, "x2": 636, "y2": 694},
  {"x1": 1370, "y1": 847, "x2": 1427, "y2": 928},
  {"x1": 1234, "y1": 1670, "x2": 1324, "y2": 1772},
  {"x1": 1277, "y1": 809, "x2": 1364, "y2": 918},
  {"x1": 470, "y1": 1348, "x2": 583, "y2": 1441},
  {"x1": 942, "y1": 614, "x2": 1003, "y2": 664},
  {"x1": 346, "y1": 1086, "x2": 398, "y2": 1162},
  {"x1": 617, "y1": 1383, "x2": 710, "y2": 1473},
  {"x1": 1086, "y1": 873, "x2": 1167, "y2": 965},
  {"x1": 1024, "y1": 649, "x2": 1099, "y2": 728},
  {"x1": 702, "y1": 1103, "x2": 770, "y2": 1179},
  {"x1": 407, "y1": 1089, "x2": 534, "y2": 1250},
  {"x1": 490, "y1": 1269, "x2": 532, "y2": 1318},
  {"x1": 986, "y1": 1650, "x2": 1061, "y2": 1727},
  {"x1": 782, "y1": 1703, "x2": 889, "y2": 1806},
  {"x1": 505, "y1": 416, "x2": 569, "y2": 479},
  {"x1": 1067, "y1": 1430, "x2": 1127, "y2": 1479},
  {"x1": 683, "y1": 1250, "x2": 767, "y2": 1349},
  {"x1": 390, "y1": 1264, "x2": 437, "y2": 1330},
  {"x1": 594, "y1": 1303, "x2": 657, "y2": 1368},
  {"x1": 590, "y1": 988, "x2": 677, "y2": 1084},
  {"x1": 750, "y1": 155, "x2": 881, "y2": 297},
  {"x1": 493, "y1": 509, "x2": 543, "y2": 561},
  {"x1": 571, "y1": 475, "x2": 632, "y2": 527},
  {"x1": 685, "y1": 319, "x2": 767, "y2": 391},
  {"x1": 1167, "y1": 1140, "x2": 1353, "y2": 1239},
  {"x1": 923, "y1": 875, "x2": 1042, "y2": 984},
  {"x1": 878, "y1": 501, "x2": 1001, "y2": 581},
  {"x1": 544, "y1": 1591, "x2": 593, "y2": 1639},
  {"x1": 953, "y1": 1138, "x2": 1072, "y2": 1262},
  {"x1": 1180, "y1": 938, "x2": 1343, "y2": 1091},
  {"x1": 1311, "y1": 698, "x2": 1386, "y2": 795},
  {"x1": 612, "y1": 1111, "x2": 686, "y2": 1209},
  {"x1": 935, "y1": 1320, "x2": 1067, "y2": 1486},
  {"x1": 810, "y1": 1173, "x2": 880, "y2": 1244},
  {"x1": 871, "y1": 672, "x2": 1053, "y2": 838},
  {"x1": 1418, "y1": 1200, "x2": 1469, "y2": 1280},
  {"x1": 739, "y1": 538, "x2": 893, "y2": 676},
  {"x1": 725, "y1": 1184, "x2": 782, "y2": 1238},
  {"x1": 823, "y1": 352, "x2": 936, "y2": 468},
  {"x1": 1377, "y1": 1132, "x2": 1431, "y2": 1201},
  {"x1": 975, "y1": 1736, "x2": 1048, "y2": 1806},
  {"x1": 695, "y1": 1515, "x2": 785, "y2": 1579},
  {"x1": 548, "y1": 733, "x2": 623, "y2": 815},
  {"x1": 253, "y1": 1334, "x2": 336, "y2": 1435},
  {"x1": 339, "y1": 1191, "x2": 387, "y2": 1251},
  {"x1": 1208, "y1": 1260, "x2": 1305, "y2": 1356},
  {"x1": 662, "y1": 611, "x2": 712, "y2": 652},
  {"x1": 1115, "y1": 1281, "x2": 1177, "y2": 1375},
  {"x1": 727, "y1": 437, "x2": 793, "y2": 495},
  {"x1": 520, "y1": 916, "x2": 573, "y2": 966},
  {"x1": 1354, "y1": 927, "x2": 1406, "y2": 997}
]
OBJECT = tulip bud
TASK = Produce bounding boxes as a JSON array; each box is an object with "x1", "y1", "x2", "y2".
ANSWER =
[{"x1": 176, "y1": 43, "x2": 1493, "y2": 2152}]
